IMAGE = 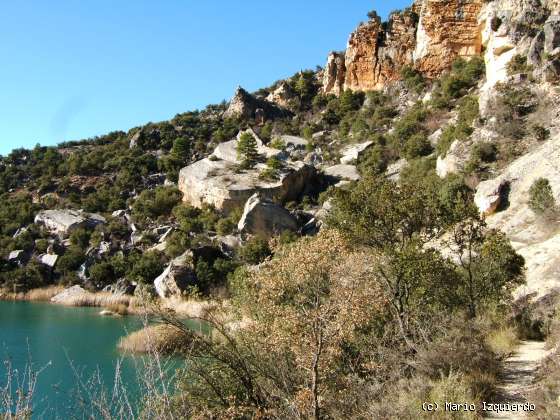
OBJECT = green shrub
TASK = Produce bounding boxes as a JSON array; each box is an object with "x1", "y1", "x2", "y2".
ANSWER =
[
  {"x1": 529, "y1": 178, "x2": 556, "y2": 216},
  {"x1": 127, "y1": 251, "x2": 166, "y2": 284},
  {"x1": 269, "y1": 137, "x2": 285, "y2": 150},
  {"x1": 401, "y1": 65, "x2": 426, "y2": 93},
  {"x1": 404, "y1": 134, "x2": 432, "y2": 159},
  {"x1": 132, "y1": 186, "x2": 183, "y2": 223},
  {"x1": 238, "y1": 237, "x2": 271, "y2": 265}
]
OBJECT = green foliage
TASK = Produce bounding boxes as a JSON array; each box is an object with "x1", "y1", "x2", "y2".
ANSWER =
[
  {"x1": 70, "y1": 228, "x2": 91, "y2": 250},
  {"x1": 132, "y1": 186, "x2": 183, "y2": 224},
  {"x1": 449, "y1": 219, "x2": 525, "y2": 317},
  {"x1": 238, "y1": 237, "x2": 271, "y2": 265},
  {"x1": 236, "y1": 132, "x2": 259, "y2": 168},
  {"x1": 56, "y1": 246, "x2": 86, "y2": 276},
  {"x1": 436, "y1": 95, "x2": 479, "y2": 157},
  {"x1": 401, "y1": 65, "x2": 426, "y2": 93},
  {"x1": 127, "y1": 251, "x2": 166, "y2": 284},
  {"x1": 529, "y1": 178, "x2": 556, "y2": 216},
  {"x1": 431, "y1": 57, "x2": 485, "y2": 108},
  {"x1": 88, "y1": 261, "x2": 116, "y2": 287},
  {"x1": 403, "y1": 134, "x2": 432, "y2": 159},
  {"x1": 465, "y1": 142, "x2": 498, "y2": 174}
]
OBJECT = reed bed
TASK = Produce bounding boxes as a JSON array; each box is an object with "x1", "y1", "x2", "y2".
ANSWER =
[{"x1": 118, "y1": 324, "x2": 190, "y2": 355}]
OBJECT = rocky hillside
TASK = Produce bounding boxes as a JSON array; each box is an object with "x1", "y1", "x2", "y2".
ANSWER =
[
  {"x1": 1, "y1": 0, "x2": 559, "y2": 307},
  {"x1": 3, "y1": 0, "x2": 560, "y2": 417}
]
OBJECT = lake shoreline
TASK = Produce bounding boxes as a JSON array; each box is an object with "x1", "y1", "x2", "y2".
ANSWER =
[{"x1": 0, "y1": 285, "x2": 217, "y2": 318}]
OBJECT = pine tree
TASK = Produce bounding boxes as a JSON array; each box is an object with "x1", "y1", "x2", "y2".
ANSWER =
[
  {"x1": 237, "y1": 132, "x2": 259, "y2": 168},
  {"x1": 172, "y1": 136, "x2": 190, "y2": 159}
]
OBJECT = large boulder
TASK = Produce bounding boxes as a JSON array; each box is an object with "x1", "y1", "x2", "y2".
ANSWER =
[
  {"x1": 51, "y1": 285, "x2": 87, "y2": 304},
  {"x1": 324, "y1": 164, "x2": 361, "y2": 183},
  {"x1": 339, "y1": 141, "x2": 373, "y2": 164},
  {"x1": 154, "y1": 252, "x2": 197, "y2": 298},
  {"x1": 178, "y1": 156, "x2": 317, "y2": 214},
  {"x1": 474, "y1": 178, "x2": 509, "y2": 215},
  {"x1": 34, "y1": 210, "x2": 106, "y2": 236},
  {"x1": 237, "y1": 194, "x2": 298, "y2": 238}
]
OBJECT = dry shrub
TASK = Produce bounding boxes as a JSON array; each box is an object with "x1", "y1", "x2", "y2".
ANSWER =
[
  {"x1": 0, "y1": 285, "x2": 65, "y2": 302},
  {"x1": 118, "y1": 324, "x2": 190, "y2": 355},
  {"x1": 60, "y1": 291, "x2": 133, "y2": 308},
  {"x1": 414, "y1": 319, "x2": 501, "y2": 402},
  {"x1": 369, "y1": 373, "x2": 478, "y2": 419},
  {"x1": 485, "y1": 326, "x2": 518, "y2": 359},
  {"x1": 106, "y1": 303, "x2": 129, "y2": 316},
  {"x1": 24, "y1": 285, "x2": 65, "y2": 301}
]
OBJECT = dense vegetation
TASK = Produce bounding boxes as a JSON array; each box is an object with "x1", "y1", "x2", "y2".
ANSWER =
[{"x1": 0, "y1": 13, "x2": 557, "y2": 414}]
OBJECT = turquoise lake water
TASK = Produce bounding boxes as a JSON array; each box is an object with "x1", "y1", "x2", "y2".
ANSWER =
[{"x1": 0, "y1": 300, "x2": 152, "y2": 418}]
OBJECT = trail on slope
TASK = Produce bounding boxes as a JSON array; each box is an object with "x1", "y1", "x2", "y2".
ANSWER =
[{"x1": 484, "y1": 340, "x2": 549, "y2": 419}]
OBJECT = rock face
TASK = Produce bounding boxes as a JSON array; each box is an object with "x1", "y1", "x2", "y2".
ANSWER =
[
  {"x1": 474, "y1": 133, "x2": 560, "y2": 298},
  {"x1": 34, "y1": 210, "x2": 106, "y2": 236},
  {"x1": 322, "y1": 52, "x2": 346, "y2": 95},
  {"x1": 154, "y1": 252, "x2": 197, "y2": 298},
  {"x1": 237, "y1": 194, "x2": 298, "y2": 238},
  {"x1": 178, "y1": 130, "x2": 318, "y2": 213},
  {"x1": 223, "y1": 86, "x2": 290, "y2": 121},
  {"x1": 322, "y1": 1, "x2": 485, "y2": 94},
  {"x1": 179, "y1": 158, "x2": 317, "y2": 213},
  {"x1": 266, "y1": 81, "x2": 297, "y2": 108},
  {"x1": 414, "y1": 0, "x2": 483, "y2": 77},
  {"x1": 478, "y1": 0, "x2": 550, "y2": 113}
]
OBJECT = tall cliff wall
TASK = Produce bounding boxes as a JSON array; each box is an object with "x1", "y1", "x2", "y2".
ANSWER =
[{"x1": 323, "y1": 0, "x2": 485, "y2": 94}]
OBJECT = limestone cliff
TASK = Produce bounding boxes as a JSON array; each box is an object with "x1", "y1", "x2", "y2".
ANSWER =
[
  {"x1": 414, "y1": 0, "x2": 484, "y2": 77},
  {"x1": 323, "y1": 0, "x2": 487, "y2": 94}
]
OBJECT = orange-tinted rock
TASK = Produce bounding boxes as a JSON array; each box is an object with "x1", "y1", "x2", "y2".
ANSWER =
[
  {"x1": 322, "y1": 0, "x2": 485, "y2": 94},
  {"x1": 414, "y1": 0, "x2": 484, "y2": 77}
]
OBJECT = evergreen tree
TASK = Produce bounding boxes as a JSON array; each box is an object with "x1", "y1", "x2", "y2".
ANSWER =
[{"x1": 237, "y1": 132, "x2": 259, "y2": 168}]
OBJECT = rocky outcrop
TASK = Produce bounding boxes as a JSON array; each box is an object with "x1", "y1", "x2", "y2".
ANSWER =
[
  {"x1": 324, "y1": 10, "x2": 417, "y2": 94},
  {"x1": 322, "y1": 52, "x2": 345, "y2": 95},
  {"x1": 266, "y1": 81, "x2": 297, "y2": 108},
  {"x1": 51, "y1": 285, "x2": 87, "y2": 304},
  {"x1": 179, "y1": 158, "x2": 317, "y2": 213},
  {"x1": 179, "y1": 129, "x2": 318, "y2": 215},
  {"x1": 339, "y1": 141, "x2": 373, "y2": 164},
  {"x1": 223, "y1": 86, "x2": 291, "y2": 121},
  {"x1": 237, "y1": 194, "x2": 298, "y2": 238},
  {"x1": 212, "y1": 129, "x2": 277, "y2": 164},
  {"x1": 322, "y1": 1, "x2": 487, "y2": 94},
  {"x1": 479, "y1": 0, "x2": 551, "y2": 113},
  {"x1": 414, "y1": 0, "x2": 484, "y2": 77},
  {"x1": 474, "y1": 133, "x2": 560, "y2": 298},
  {"x1": 34, "y1": 210, "x2": 106, "y2": 236},
  {"x1": 154, "y1": 252, "x2": 196, "y2": 298}
]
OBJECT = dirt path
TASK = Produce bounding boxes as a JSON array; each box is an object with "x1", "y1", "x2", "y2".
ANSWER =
[{"x1": 484, "y1": 340, "x2": 549, "y2": 419}]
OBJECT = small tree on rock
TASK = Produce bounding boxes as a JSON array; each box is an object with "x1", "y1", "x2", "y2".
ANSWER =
[{"x1": 237, "y1": 132, "x2": 259, "y2": 168}]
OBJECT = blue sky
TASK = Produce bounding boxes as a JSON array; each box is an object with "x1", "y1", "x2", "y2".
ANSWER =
[{"x1": 0, "y1": 1, "x2": 410, "y2": 156}]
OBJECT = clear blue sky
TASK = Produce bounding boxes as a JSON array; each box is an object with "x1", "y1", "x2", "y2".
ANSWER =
[{"x1": 0, "y1": 1, "x2": 410, "y2": 156}]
